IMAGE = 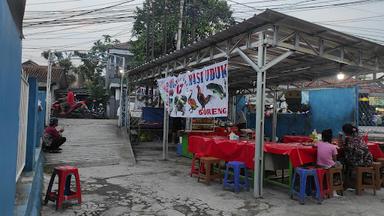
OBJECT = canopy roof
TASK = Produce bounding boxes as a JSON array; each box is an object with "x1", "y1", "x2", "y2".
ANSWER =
[{"x1": 128, "y1": 9, "x2": 384, "y2": 92}]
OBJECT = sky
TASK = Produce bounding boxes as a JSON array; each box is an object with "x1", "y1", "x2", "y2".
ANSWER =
[{"x1": 22, "y1": 0, "x2": 384, "y2": 65}]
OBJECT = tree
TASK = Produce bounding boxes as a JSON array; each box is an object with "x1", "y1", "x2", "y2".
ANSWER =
[
  {"x1": 74, "y1": 35, "x2": 120, "y2": 103},
  {"x1": 130, "y1": 0, "x2": 235, "y2": 67},
  {"x1": 41, "y1": 51, "x2": 76, "y2": 88}
]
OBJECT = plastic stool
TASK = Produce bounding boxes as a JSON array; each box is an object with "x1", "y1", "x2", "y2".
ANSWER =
[
  {"x1": 290, "y1": 167, "x2": 322, "y2": 204},
  {"x1": 316, "y1": 168, "x2": 330, "y2": 199},
  {"x1": 44, "y1": 165, "x2": 82, "y2": 210},
  {"x1": 328, "y1": 167, "x2": 344, "y2": 197},
  {"x1": 190, "y1": 153, "x2": 205, "y2": 177},
  {"x1": 356, "y1": 166, "x2": 376, "y2": 195},
  {"x1": 223, "y1": 161, "x2": 249, "y2": 193}
]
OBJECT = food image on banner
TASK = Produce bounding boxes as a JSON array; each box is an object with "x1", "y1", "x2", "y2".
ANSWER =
[{"x1": 157, "y1": 60, "x2": 228, "y2": 118}]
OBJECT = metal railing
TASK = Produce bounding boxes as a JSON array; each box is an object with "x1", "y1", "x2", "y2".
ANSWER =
[
  {"x1": 358, "y1": 88, "x2": 384, "y2": 140},
  {"x1": 16, "y1": 73, "x2": 29, "y2": 181}
]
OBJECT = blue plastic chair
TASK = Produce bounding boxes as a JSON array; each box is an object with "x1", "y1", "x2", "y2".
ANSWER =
[
  {"x1": 223, "y1": 161, "x2": 249, "y2": 193},
  {"x1": 290, "y1": 167, "x2": 322, "y2": 204}
]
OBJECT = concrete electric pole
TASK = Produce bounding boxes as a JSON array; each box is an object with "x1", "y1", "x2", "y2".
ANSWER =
[{"x1": 45, "y1": 51, "x2": 53, "y2": 126}]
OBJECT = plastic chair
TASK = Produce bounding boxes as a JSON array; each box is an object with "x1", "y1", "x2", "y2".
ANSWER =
[
  {"x1": 44, "y1": 166, "x2": 82, "y2": 210},
  {"x1": 190, "y1": 153, "x2": 205, "y2": 177},
  {"x1": 290, "y1": 167, "x2": 322, "y2": 204},
  {"x1": 223, "y1": 161, "x2": 249, "y2": 193},
  {"x1": 316, "y1": 168, "x2": 331, "y2": 199}
]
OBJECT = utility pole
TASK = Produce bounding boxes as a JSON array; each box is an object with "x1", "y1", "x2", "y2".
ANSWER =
[
  {"x1": 191, "y1": 0, "x2": 197, "y2": 42},
  {"x1": 163, "y1": 0, "x2": 167, "y2": 55},
  {"x1": 145, "y1": 0, "x2": 151, "y2": 62},
  {"x1": 45, "y1": 51, "x2": 53, "y2": 126},
  {"x1": 176, "y1": 0, "x2": 185, "y2": 50},
  {"x1": 150, "y1": 0, "x2": 155, "y2": 59}
]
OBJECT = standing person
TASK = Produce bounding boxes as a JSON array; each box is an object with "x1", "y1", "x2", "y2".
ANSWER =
[
  {"x1": 43, "y1": 118, "x2": 66, "y2": 152},
  {"x1": 67, "y1": 88, "x2": 75, "y2": 107}
]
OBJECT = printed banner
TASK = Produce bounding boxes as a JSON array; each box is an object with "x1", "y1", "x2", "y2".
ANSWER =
[{"x1": 157, "y1": 61, "x2": 228, "y2": 118}]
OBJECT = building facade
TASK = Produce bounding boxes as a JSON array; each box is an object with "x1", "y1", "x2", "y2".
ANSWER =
[
  {"x1": 0, "y1": 0, "x2": 26, "y2": 214},
  {"x1": 105, "y1": 42, "x2": 133, "y2": 119}
]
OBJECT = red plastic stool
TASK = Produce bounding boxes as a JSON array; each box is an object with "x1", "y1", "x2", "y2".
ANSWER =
[
  {"x1": 316, "y1": 168, "x2": 331, "y2": 199},
  {"x1": 44, "y1": 165, "x2": 82, "y2": 210},
  {"x1": 190, "y1": 153, "x2": 205, "y2": 177}
]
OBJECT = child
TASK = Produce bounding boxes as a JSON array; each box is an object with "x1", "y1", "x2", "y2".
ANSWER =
[
  {"x1": 316, "y1": 129, "x2": 342, "y2": 196},
  {"x1": 316, "y1": 129, "x2": 338, "y2": 169}
]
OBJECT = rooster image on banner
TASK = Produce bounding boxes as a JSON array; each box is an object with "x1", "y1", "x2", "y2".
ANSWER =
[{"x1": 158, "y1": 60, "x2": 228, "y2": 118}]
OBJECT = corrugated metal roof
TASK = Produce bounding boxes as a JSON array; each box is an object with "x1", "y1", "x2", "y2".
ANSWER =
[{"x1": 128, "y1": 9, "x2": 384, "y2": 77}]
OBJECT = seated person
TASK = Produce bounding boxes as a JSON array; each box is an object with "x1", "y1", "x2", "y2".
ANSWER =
[
  {"x1": 43, "y1": 118, "x2": 66, "y2": 152},
  {"x1": 341, "y1": 123, "x2": 373, "y2": 168},
  {"x1": 316, "y1": 129, "x2": 339, "y2": 169}
]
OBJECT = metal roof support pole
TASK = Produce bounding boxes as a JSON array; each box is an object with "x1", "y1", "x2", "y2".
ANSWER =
[
  {"x1": 235, "y1": 32, "x2": 266, "y2": 197},
  {"x1": 45, "y1": 51, "x2": 53, "y2": 126},
  {"x1": 272, "y1": 90, "x2": 278, "y2": 142},
  {"x1": 254, "y1": 32, "x2": 267, "y2": 198},
  {"x1": 162, "y1": 71, "x2": 169, "y2": 160}
]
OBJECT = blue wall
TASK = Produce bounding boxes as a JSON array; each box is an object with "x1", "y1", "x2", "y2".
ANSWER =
[
  {"x1": 26, "y1": 78, "x2": 38, "y2": 171},
  {"x1": 0, "y1": 1, "x2": 22, "y2": 214},
  {"x1": 309, "y1": 87, "x2": 358, "y2": 136},
  {"x1": 247, "y1": 87, "x2": 358, "y2": 139},
  {"x1": 264, "y1": 113, "x2": 312, "y2": 139}
]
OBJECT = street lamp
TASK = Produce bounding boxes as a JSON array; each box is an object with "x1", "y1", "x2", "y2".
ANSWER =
[
  {"x1": 337, "y1": 63, "x2": 345, "y2": 80},
  {"x1": 106, "y1": 53, "x2": 127, "y2": 127},
  {"x1": 118, "y1": 58, "x2": 126, "y2": 128},
  {"x1": 337, "y1": 72, "x2": 345, "y2": 80}
]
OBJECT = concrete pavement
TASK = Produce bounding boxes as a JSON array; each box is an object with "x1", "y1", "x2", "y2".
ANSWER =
[{"x1": 41, "y1": 119, "x2": 384, "y2": 216}]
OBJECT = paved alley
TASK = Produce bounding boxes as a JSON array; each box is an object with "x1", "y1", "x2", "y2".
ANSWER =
[{"x1": 41, "y1": 119, "x2": 384, "y2": 216}]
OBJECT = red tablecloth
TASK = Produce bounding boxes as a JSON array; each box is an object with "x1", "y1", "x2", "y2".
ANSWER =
[
  {"x1": 188, "y1": 136, "x2": 318, "y2": 169},
  {"x1": 282, "y1": 135, "x2": 313, "y2": 143},
  {"x1": 189, "y1": 136, "x2": 254, "y2": 168},
  {"x1": 188, "y1": 136, "x2": 384, "y2": 170},
  {"x1": 264, "y1": 143, "x2": 317, "y2": 167},
  {"x1": 368, "y1": 142, "x2": 384, "y2": 160}
]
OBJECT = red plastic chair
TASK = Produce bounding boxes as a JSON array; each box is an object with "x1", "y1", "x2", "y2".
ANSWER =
[
  {"x1": 190, "y1": 153, "x2": 206, "y2": 177},
  {"x1": 44, "y1": 165, "x2": 82, "y2": 210},
  {"x1": 316, "y1": 168, "x2": 331, "y2": 199}
]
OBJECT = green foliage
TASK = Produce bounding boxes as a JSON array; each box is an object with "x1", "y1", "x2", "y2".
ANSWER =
[
  {"x1": 41, "y1": 51, "x2": 76, "y2": 87},
  {"x1": 75, "y1": 35, "x2": 120, "y2": 103},
  {"x1": 130, "y1": 0, "x2": 235, "y2": 67}
]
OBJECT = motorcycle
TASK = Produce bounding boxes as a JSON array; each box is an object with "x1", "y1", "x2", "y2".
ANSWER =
[{"x1": 88, "y1": 100, "x2": 105, "y2": 119}]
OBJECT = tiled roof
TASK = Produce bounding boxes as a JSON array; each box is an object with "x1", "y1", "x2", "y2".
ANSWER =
[
  {"x1": 112, "y1": 42, "x2": 131, "y2": 50},
  {"x1": 23, "y1": 65, "x2": 63, "y2": 83}
]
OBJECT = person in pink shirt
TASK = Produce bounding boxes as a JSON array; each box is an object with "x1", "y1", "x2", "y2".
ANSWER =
[{"x1": 316, "y1": 129, "x2": 339, "y2": 169}]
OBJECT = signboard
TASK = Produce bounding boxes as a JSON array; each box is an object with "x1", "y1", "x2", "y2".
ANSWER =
[
  {"x1": 369, "y1": 96, "x2": 384, "y2": 106},
  {"x1": 157, "y1": 61, "x2": 228, "y2": 118}
]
